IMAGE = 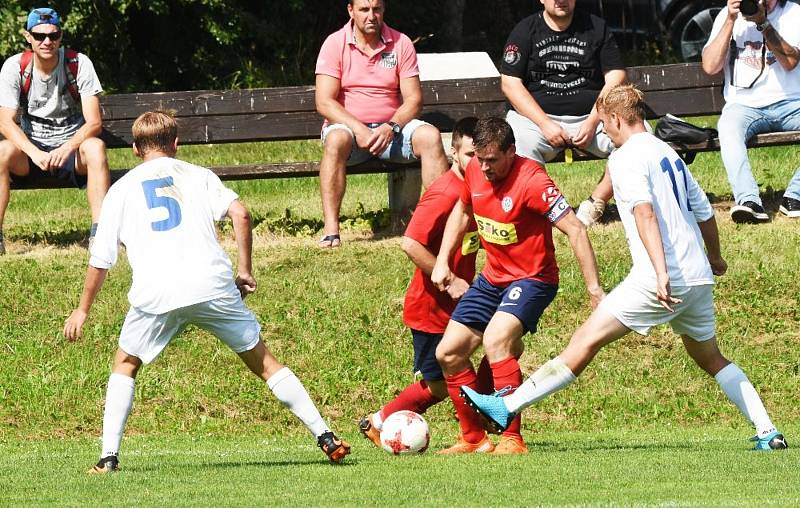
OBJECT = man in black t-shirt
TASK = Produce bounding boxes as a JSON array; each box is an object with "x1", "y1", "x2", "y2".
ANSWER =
[{"x1": 501, "y1": 0, "x2": 626, "y2": 227}]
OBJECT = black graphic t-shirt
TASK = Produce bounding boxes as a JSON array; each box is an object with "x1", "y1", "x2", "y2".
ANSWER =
[{"x1": 501, "y1": 11, "x2": 624, "y2": 116}]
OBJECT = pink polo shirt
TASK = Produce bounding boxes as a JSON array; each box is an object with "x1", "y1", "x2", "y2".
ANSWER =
[{"x1": 315, "y1": 21, "x2": 419, "y2": 125}]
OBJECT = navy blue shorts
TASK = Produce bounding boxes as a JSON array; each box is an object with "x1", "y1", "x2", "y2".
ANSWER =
[
  {"x1": 19, "y1": 141, "x2": 85, "y2": 188},
  {"x1": 450, "y1": 274, "x2": 558, "y2": 334},
  {"x1": 411, "y1": 329, "x2": 444, "y2": 381}
]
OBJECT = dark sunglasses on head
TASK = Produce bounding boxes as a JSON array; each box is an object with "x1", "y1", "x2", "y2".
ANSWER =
[{"x1": 30, "y1": 30, "x2": 62, "y2": 42}]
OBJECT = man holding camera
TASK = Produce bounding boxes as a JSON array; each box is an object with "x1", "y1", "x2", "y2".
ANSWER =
[{"x1": 702, "y1": 0, "x2": 800, "y2": 223}]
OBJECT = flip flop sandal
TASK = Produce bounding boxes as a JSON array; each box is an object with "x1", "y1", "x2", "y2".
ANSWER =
[{"x1": 319, "y1": 234, "x2": 341, "y2": 248}]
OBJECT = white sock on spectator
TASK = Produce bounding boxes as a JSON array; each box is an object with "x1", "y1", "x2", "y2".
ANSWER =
[
  {"x1": 267, "y1": 367, "x2": 329, "y2": 437},
  {"x1": 504, "y1": 356, "x2": 577, "y2": 414},
  {"x1": 101, "y1": 373, "x2": 135, "y2": 458},
  {"x1": 715, "y1": 363, "x2": 776, "y2": 437}
]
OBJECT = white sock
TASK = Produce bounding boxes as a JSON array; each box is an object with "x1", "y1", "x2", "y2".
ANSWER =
[
  {"x1": 715, "y1": 363, "x2": 776, "y2": 437},
  {"x1": 101, "y1": 373, "x2": 135, "y2": 458},
  {"x1": 372, "y1": 410, "x2": 384, "y2": 431},
  {"x1": 504, "y1": 356, "x2": 577, "y2": 414},
  {"x1": 267, "y1": 367, "x2": 329, "y2": 438}
]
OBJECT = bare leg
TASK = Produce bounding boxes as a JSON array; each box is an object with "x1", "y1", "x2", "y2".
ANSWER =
[
  {"x1": 318, "y1": 129, "x2": 352, "y2": 244},
  {"x1": 0, "y1": 140, "x2": 30, "y2": 233},
  {"x1": 76, "y1": 137, "x2": 110, "y2": 223},
  {"x1": 411, "y1": 124, "x2": 448, "y2": 189}
]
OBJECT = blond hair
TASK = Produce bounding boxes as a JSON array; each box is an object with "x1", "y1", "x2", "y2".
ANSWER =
[
  {"x1": 132, "y1": 110, "x2": 178, "y2": 155},
  {"x1": 596, "y1": 84, "x2": 646, "y2": 125}
]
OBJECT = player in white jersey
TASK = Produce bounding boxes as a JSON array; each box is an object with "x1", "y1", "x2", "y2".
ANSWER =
[
  {"x1": 63, "y1": 111, "x2": 351, "y2": 473},
  {"x1": 461, "y1": 85, "x2": 788, "y2": 451}
]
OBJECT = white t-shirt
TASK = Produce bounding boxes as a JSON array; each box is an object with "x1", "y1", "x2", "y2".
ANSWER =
[
  {"x1": 0, "y1": 48, "x2": 103, "y2": 147},
  {"x1": 90, "y1": 157, "x2": 240, "y2": 314},
  {"x1": 704, "y1": 2, "x2": 800, "y2": 107},
  {"x1": 608, "y1": 132, "x2": 715, "y2": 288}
]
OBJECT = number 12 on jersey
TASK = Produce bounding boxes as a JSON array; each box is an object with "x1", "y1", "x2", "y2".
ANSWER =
[
  {"x1": 142, "y1": 177, "x2": 183, "y2": 231},
  {"x1": 659, "y1": 157, "x2": 692, "y2": 212}
]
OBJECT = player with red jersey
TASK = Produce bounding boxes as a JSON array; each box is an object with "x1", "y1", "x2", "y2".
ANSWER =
[
  {"x1": 432, "y1": 117, "x2": 604, "y2": 454},
  {"x1": 358, "y1": 118, "x2": 485, "y2": 446}
]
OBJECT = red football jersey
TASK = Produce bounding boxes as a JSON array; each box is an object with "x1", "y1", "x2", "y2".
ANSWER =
[
  {"x1": 460, "y1": 154, "x2": 569, "y2": 286},
  {"x1": 403, "y1": 170, "x2": 480, "y2": 333}
]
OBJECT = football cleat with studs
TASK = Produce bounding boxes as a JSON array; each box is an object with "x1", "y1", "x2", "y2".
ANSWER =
[
  {"x1": 460, "y1": 385, "x2": 516, "y2": 433},
  {"x1": 358, "y1": 414, "x2": 382, "y2": 448},
  {"x1": 436, "y1": 434, "x2": 494, "y2": 454},
  {"x1": 752, "y1": 431, "x2": 788, "y2": 451},
  {"x1": 317, "y1": 431, "x2": 351, "y2": 463},
  {"x1": 87, "y1": 454, "x2": 119, "y2": 474}
]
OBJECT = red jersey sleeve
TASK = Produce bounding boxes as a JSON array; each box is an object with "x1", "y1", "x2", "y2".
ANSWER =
[
  {"x1": 405, "y1": 181, "x2": 452, "y2": 247},
  {"x1": 525, "y1": 169, "x2": 570, "y2": 223}
]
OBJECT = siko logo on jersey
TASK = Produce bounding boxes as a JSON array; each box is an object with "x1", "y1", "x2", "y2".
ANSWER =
[
  {"x1": 461, "y1": 230, "x2": 480, "y2": 255},
  {"x1": 501, "y1": 196, "x2": 514, "y2": 212},
  {"x1": 474, "y1": 214, "x2": 518, "y2": 245}
]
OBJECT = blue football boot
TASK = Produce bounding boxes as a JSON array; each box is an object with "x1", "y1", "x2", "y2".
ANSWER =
[
  {"x1": 460, "y1": 385, "x2": 516, "y2": 433},
  {"x1": 751, "y1": 431, "x2": 788, "y2": 451}
]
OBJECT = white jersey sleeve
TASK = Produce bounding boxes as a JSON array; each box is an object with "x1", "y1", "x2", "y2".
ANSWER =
[
  {"x1": 89, "y1": 183, "x2": 123, "y2": 269},
  {"x1": 207, "y1": 171, "x2": 238, "y2": 220}
]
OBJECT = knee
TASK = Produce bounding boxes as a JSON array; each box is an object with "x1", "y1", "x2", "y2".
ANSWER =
[
  {"x1": 80, "y1": 138, "x2": 108, "y2": 165},
  {"x1": 411, "y1": 125, "x2": 443, "y2": 152},
  {"x1": 322, "y1": 129, "x2": 352, "y2": 160},
  {"x1": 0, "y1": 140, "x2": 20, "y2": 167},
  {"x1": 435, "y1": 344, "x2": 461, "y2": 371}
]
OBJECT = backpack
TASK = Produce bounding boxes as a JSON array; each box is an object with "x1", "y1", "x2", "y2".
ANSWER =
[
  {"x1": 19, "y1": 48, "x2": 80, "y2": 105},
  {"x1": 654, "y1": 114, "x2": 718, "y2": 164}
]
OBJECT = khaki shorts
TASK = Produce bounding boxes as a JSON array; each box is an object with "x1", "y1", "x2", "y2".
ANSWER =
[
  {"x1": 119, "y1": 292, "x2": 261, "y2": 364},
  {"x1": 599, "y1": 280, "x2": 716, "y2": 341}
]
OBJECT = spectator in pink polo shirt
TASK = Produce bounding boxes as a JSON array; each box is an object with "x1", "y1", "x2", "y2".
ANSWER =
[{"x1": 314, "y1": 0, "x2": 449, "y2": 248}]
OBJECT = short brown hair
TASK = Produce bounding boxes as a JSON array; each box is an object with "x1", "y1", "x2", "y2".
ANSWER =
[
  {"x1": 132, "y1": 110, "x2": 178, "y2": 155},
  {"x1": 473, "y1": 117, "x2": 515, "y2": 152},
  {"x1": 452, "y1": 116, "x2": 478, "y2": 149},
  {"x1": 596, "y1": 84, "x2": 646, "y2": 125}
]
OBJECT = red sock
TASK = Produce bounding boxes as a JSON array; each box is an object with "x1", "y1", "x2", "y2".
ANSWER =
[
  {"x1": 445, "y1": 367, "x2": 485, "y2": 444},
  {"x1": 475, "y1": 355, "x2": 493, "y2": 394},
  {"x1": 491, "y1": 357, "x2": 523, "y2": 438},
  {"x1": 380, "y1": 380, "x2": 442, "y2": 419}
]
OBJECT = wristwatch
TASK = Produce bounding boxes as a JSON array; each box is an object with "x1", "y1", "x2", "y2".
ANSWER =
[
  {"x1": 756, "y1": 20, "x2": 771, "y2": 32},
  {"x1": 387, "y1": 121, "x2": 401, "y2": 135}
]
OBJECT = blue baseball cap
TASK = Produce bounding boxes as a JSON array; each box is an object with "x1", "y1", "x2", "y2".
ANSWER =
[{"x1": 26, "y1": 8, "x2": 61, "y2": 31}]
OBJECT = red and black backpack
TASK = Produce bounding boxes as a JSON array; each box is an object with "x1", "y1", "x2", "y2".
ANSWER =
[{"x1": 18, "y1": 48, "x2": 80, "y2": 105}]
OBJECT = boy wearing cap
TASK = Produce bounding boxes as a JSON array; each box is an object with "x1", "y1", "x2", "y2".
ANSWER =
[{"x1": 0, "y1": 7, "x2": 110, "y2": 254}]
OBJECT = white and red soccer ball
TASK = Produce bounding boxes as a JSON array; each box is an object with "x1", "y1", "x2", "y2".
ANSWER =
[{"x1": 379, "y1": 410, "x2": 430, "y2": 455}]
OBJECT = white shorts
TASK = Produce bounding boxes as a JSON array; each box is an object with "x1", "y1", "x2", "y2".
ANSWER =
[
  {"x1": 599, "y1": 280, "x2": 716, "y2": 341},
  {"x1": 119, "y1": 293, "x2": 261, "y2": 364}
]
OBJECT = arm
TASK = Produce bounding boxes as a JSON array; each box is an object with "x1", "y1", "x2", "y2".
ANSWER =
[
  {"x1": 701, "y1": 0, "x2": 738, "y2": 75},
  {"x1": 403, "y1": 235, "x2": 469, "y2": 300},
  {"x1": 552, "y1": 211, "x2": 605, "y2": 309},
  {"x1": 760, "y1": 22, "x2": 800, "y2": 71},
  {"x1": 227, "y1": 199, "x2": 256, "y2": 298},
  {"x1": 63, "y1": 266, "x2": 108, "y2": 341},
  {"x1": 365, "y1": 75, "x2": 423, "y2": 156},
  {"x1": 572, "y1": 69, "x2": 627, "y2": 149},
  {"x1": 315, "y1": 73, "x2": 374, "y2": 150},
  {"x1": 632, "y1": 203, "x2": 681, "y2": 311},
  {"x1": 697, "y1": 216, "x2": 728, "y2": 276},
  {"x1": 501, "y1": 74, "x2": 571, "y2": 147},
  {"x1": 431, "y1": 200, "x2": 471, "y2": 292}
]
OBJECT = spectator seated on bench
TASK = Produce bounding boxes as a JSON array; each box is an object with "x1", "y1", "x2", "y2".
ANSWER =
[{"x1": 701, "y1": 0, "x2": 800, "y2": 223}]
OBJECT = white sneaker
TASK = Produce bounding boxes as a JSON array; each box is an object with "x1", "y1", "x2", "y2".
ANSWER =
[{"x1": 575, "y1": 198, "x2": 605, "y2": 227}]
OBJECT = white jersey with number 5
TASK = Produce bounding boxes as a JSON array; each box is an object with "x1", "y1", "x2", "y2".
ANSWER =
[
  {"x1": 90, "y1": 157, "x2": 239, "y2": 314},
  {"x1": 608, "y1": 132, "x2": 715, "y2": 287}
]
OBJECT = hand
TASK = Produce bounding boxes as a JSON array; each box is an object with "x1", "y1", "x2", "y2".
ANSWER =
[
  {"x1": 727, "y1": 0, "x2": 742, "y2": 19},
  {"x1": 445, "y1": 277, "x2": 470, "y2": 301},
  {"x1": 353, "y1": 124, "x2": 375, "y2": 150},
  {"x1": 47, "y1": 145, "x2": 75, "y2": 171},
  {"x1": 708, "y1": 256, "x2": 728, "y2": 276},
  {"x1": 655, "y1": 273, "x2": 682, "y2": 312},
  {"x1": 235, "y1": 272, "x2": 257, "y2": 299},
  {"x1": 541, "y1": 119, "x2": 572, "y2": 148},
  {"x1": 31, "y1": 149, "x2": 53, "y2": 172},
  {"x1": 431, "y1": 261, "x2": 453, "y2": 292},
  {"x1": 366, "y1": 123, "x2": 394, "y2": 156},
  {"x1": 63, "y1": 309, "x2": 88, "y2": 342},
  {"x1": 571, "y1": 119, "x2": 597, "y2": 149},
  {"x1": 588, "y1": 286, "x2": 606, "y2": 310}
]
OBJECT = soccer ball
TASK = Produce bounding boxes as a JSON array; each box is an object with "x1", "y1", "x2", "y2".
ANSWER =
[{"x1": 379, "y1": 410, "x2": 430, "y2": 455}]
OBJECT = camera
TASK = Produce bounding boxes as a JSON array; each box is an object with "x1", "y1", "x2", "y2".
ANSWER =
[{"x1": 740, "y1": 0, "x2": 760, "y2": 16}]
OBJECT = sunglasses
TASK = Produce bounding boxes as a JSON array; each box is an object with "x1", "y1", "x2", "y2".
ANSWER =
[{"x1": 30, "y1": 30, "x2": 62, "y2": 42}]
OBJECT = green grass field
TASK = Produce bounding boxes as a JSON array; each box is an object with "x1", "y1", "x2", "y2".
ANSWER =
[{"x1": 1, "y1": 140, "x2": 799, "y2": 506}]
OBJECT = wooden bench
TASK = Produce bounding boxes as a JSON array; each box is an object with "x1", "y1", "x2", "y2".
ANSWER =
[{"x1": 12, "y1": 62, "x2": 800, "y2": 203}]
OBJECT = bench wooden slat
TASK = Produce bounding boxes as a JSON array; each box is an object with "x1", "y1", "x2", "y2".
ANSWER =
[{"x1": 628, "y1": 63, "x2": 723, "y2": 91}]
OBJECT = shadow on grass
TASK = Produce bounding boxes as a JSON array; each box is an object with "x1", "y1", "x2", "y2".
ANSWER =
[
  {"x1": 525, "y1": 439, "x2": 695, "y2": 452},
  {"x1": 129, "y1": 459, "x2": 360, "y2": 472}
]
